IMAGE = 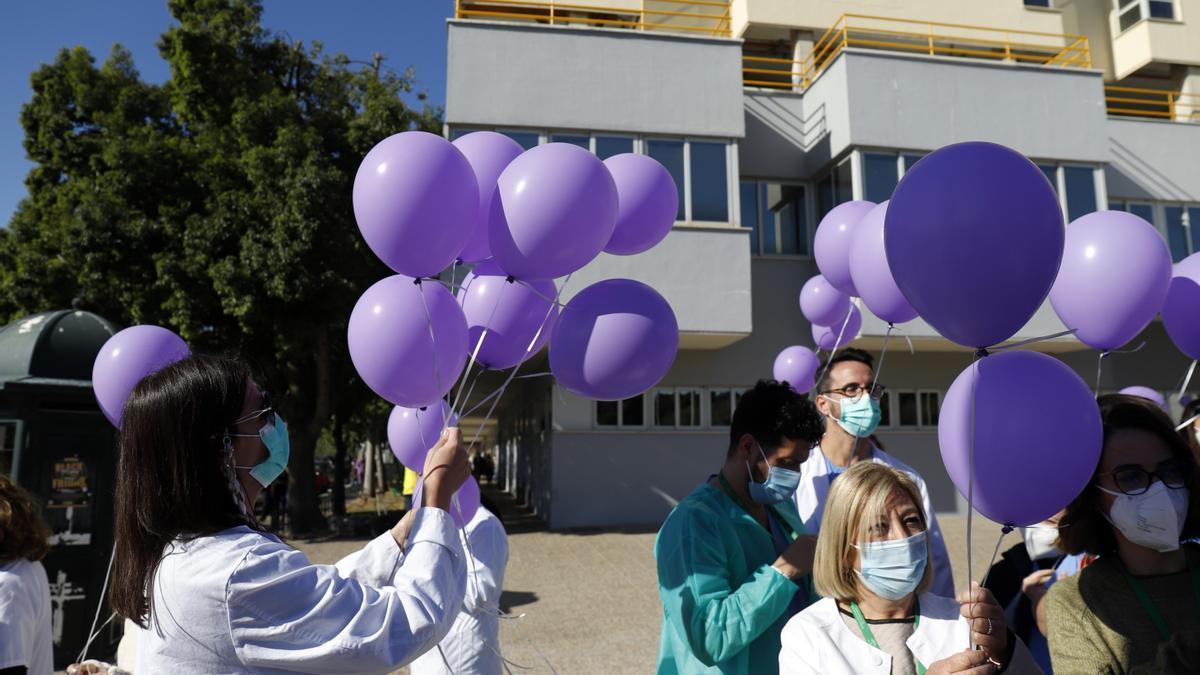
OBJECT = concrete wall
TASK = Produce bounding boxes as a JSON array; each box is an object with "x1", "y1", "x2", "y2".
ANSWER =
[
  {"x1": 1105, "y1": 117, "x2": 1200, "y2": 201},
  {"x1": 732, "y1": 0, "x2": 1068, "y2": 37},
  {"x1": 446, "y1": 20, "x2": 744, "y2": 137},
  {"x1": 560, "y1": 227, "x2": 754, "y2": 343}
]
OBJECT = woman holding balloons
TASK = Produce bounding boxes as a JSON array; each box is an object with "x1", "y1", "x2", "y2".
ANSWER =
[
  {"x1": 107, "y1": 354, "x2": 472, "y2": 673},
  {"x1": 1045, "y1": 395, "x2": 1200, "y2": 672},
  {"x1": 779, "y1": 462, "x2": 1039, "y2": 674}
]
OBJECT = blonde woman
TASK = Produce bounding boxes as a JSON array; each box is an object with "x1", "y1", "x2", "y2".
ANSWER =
[{"x1": 779, "y1": 463, "x2": 1040, "y2": 674}]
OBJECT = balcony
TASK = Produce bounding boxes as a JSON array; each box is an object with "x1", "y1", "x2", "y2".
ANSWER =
[
  {"x1": 455, "y1": 0, "x2": 732, "y2": 37},
  {"x1": 1105, "y1": 85, "x2": 1200, "y2": 122},
  {"x1": 741, "y1": 14, "x2": 1091, "y2": 92}
]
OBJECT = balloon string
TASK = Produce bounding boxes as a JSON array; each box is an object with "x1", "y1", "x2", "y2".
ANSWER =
[
  {"x1": 513, "y1": 279, "x2": 571, "y2": 309},
  {"x1": 455, "y1": 366, "x2": 490, "y2": 423},
  {"x1": 1095, "y1": 350, "x2": 1110, "y2": 397},
  {"x1": 870, "y1": 323, "x2": 894, "y2": 397},
  {"x1": 416, "y1": 279, "x2": 451, "y2": 429},
  {"x1": 965, "y1": 349, "x2": 984, "y2": 651},
  {"x1": 462, "y1": 386, "x2": 505, "y2": 419},
  {"x1": 464, "y1": 275, "x2": 570, "y2": 456},
  {"x1": 452, "y1": 279, "x2": 509, "y2": 417},
  {"x1": 978, "y1": 525, "x2": 1015, "y2": 590},
  {"x1": 814, "y1": 305, "x2": 856, "y2": 395},
  {"x1": 986, "y1": 328, "x2": 1077, "y2": 353},
  {"x1": 514, "y1": 372, "x2": 552, "y2": 380},
  {"x1": 1178, "y1": 360, "x2": 1197, "y2": 401}
]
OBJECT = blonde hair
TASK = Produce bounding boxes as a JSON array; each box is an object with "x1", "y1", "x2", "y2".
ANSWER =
[{"x1": 812, "y1": 462, "x2": 933, "y2": 602}]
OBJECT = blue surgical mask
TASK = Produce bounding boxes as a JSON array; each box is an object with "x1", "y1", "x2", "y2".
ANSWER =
[
  {"x1": 746, "y1": 444, "x2": 802, "y2": 505},
  {"x1": 232, "y1": 416, "x2": 291, "y2": 488},
  {"x1": 829, "y1": 394, "x2": 882, "y2": 438},
  {"x1": 855, "y1": 531, "x2": 928, "y2": 600}
]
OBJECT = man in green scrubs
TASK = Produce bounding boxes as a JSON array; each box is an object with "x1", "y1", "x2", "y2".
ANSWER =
[{"x1": 656, "y1": 380, "x2": 825, "y2": 674}]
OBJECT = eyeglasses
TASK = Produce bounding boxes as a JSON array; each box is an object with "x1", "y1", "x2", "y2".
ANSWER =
[
  {"x1": 1096, "y1": 458, "x2": 1190, "y2": 496},
  {"x1": 821, "y1": 382, "x2": 886, "y2": 400},
  {"x1": 233, "y1": 390, "x2": 275, "y2": 428}
]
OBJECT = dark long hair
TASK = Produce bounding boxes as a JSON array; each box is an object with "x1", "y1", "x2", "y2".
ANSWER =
[
  {"x1": 1059, "y1": 394, "x2": 1200, "y2": 555},
  {"x1": 109, "y1": 354, "x2": 265, "y2": 626}
]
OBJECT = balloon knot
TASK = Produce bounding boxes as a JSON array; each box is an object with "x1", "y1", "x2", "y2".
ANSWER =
[
  {"x1": 413, "y1": 277, "x2": 423, "y2": 286},
  {"x1": 505, "y1": 275, "x2": 515, "y2": 284},
  {"x1": 418, "y1": 406, "x2": 428, "y2": 411},
  {"x1": 1001, "y1": 524, "x2": 1015, "y2": 534},
  {"x1": 975, "y1": 348, "x2": 990, "y2": 358}
]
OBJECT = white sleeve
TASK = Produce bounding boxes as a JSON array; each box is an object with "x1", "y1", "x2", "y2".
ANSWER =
[
  {"x1": 0, "y1": 572, "x2": 34, "y2": 670},
  {"x1": 228, "y1": 507, "x2": 467, "y2": 674},
  {"x1": 918, "y1": 477, "x2": 956, "y2": 598},
  {"x1": 333, "y1": 531, "x2": 404, "y2": 586},
  {"x1": 462, "y1": 518, "x2": 508, "y2": 615}
]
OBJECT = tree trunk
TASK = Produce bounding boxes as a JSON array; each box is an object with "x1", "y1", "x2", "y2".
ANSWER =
[
  {"x1": 332, "y1": 414, "x2": 346, "y2": 518},
  {"x1": 288, "y1": 330, "x2": 334, "y2": 535},
  {"x1": 377, "y1": 440, "x2": 390, "y2": 492},
  {"x1": 364, "y1": 440, "x2": 376, "y2": 498}
]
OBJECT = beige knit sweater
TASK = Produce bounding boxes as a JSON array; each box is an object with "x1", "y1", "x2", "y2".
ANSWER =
[{"x1": 1045, "y1": 546, "x2": 1200, "y2": 674}]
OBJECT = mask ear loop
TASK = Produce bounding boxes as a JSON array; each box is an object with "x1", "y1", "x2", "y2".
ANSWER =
[{"x1": 223, "y1": 432, "x2": 257, "y2": 526}]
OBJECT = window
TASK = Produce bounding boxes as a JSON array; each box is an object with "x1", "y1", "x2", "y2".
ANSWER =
[
  {"x1": 1164, "y1": 206, "x2": 1197, "y2": 262},
  {"x1": 710, "y1": 390, "x2": 734, "y2": 427},
  {"x1": 550, "y1": 133, "x2": 589, "y2": 149},
  {"x1": 864, "y1": 153, "x2": 900, "y2": 203},
  {"x1": 648, "y1": 140, "x2": 686, "y2": 221},
  {"x1": 690, "y1": 142, "x2": 729, "y2": 222},
  {"x1": 501, "y1": 130, "x2": 540, "y2": 150},
  {"x1": 1024, "y1": 0, "x2": 1051, "y2": 6},
  {"x1": 1037, "y1": 163, "x2": 1100, "y2": 222},
  {"x1": 0, "y1": 420, "x2": 19, "y2": 477},
  {"x1": 1063, "y1": 166, "x2": 1098, "y2": 222},
  {"x1": 894, "y1": 391, "x2": 940, "y2": 428},
  {"x1": 595, "y1": 135, "x2": 634, "y2": 159},
  {"x1": 1149, "y1": 0, "x2": 1175, "y2": 19},
  {"x1": 741, "y1": 180, "x2": 809, "y2": 256},
  {"x1": 817, "y1": 156, "x2": 854, "y2": 221},
  {"x1": 655, "y1": 389, "x2": 677, "y2": 427},
  {"x1": 595, "y1": 394, "x2": 644, "y2": 428},
  {"x1": 678, "y1": 389, "x2": 702, "y2": 427},
  {"x1": 902, "y1": 154, "x2": 925, "y2": 173},
  {"x1": 1118, "y1": 0, "x2": 1172, "y2": 30}
]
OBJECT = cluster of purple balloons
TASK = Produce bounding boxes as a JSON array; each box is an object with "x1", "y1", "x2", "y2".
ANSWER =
[{"x1": 352, "y1": 131, "x2": 681, "y2": 472}]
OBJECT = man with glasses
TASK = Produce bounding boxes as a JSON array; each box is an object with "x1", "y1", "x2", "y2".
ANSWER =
[
  {"x1": 792, "y1": 348, "x2": 955, "y2": 597},
  {"x1": 656, "y1": 380, "x2": 825, "y2": 674}
]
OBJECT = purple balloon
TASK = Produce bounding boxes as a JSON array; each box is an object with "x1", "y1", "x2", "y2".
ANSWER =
[
  {"x1": 92, "y1": 326, "x2": 190, "y2": 427},
  {"x1": 348, "y1": 275, "x2": 469, "y2": 408},
  {"x1": 603, "y1": 153, "x2": 679, "y2": 256},
  {"x1": 549, "y1": 279, "x2": 679, "y2": 401},
  {"x1": 1119, "y1": 386, "x2": 1168, "y2": 412},
  {"x1": 489, "y1": 143, "x2": 618, "y2": 280},
  {"x1": 773, "y1": 346, "x2": 821, "y2": 394},
  {"x1": 850, "y1": 201, "x2": 920, "y2": 325},
  {"x1": 413, "y1": 475, "x2": 481, "y2": 528},
  {"x1": 458, "y1": 261, "x2": 559, "y2": 370},
  {"x1": 939, "y1": 351, "x2": 1102, "y2": 526},
  {"x1": 452, "y1": 132, "x2": 525, "y2": 263},
  {"x1": 799, "y1": 275, "x2": 851, "y2": 328},
  {"x1": 815, "y1": 200, "x2": 876, "y2": 296},
  {"x1": 812, "y1": 305, "x2": 862, "y2": 350},
  {"x1": 1162, "y1": 253, "x2": 1200, "y2": 360},
  {"x1": 1049, "y1": 211, "x2": 1172, "y2": 351},
  {"x1": 353, "y1": 131, "x2": 479, "y2": 277},
  {"x1": 388, "y1": 401, "x2": 459, "y2": 471},
  {"x1": 885, "y1": 142, "x2": 1064, "y2": 348}
]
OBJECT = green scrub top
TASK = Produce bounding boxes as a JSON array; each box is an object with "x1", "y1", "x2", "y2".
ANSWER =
[{"x1": 655, "y1": 481, "x2": 815, "y2": 674}]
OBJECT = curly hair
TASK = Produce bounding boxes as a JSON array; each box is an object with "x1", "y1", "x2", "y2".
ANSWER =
[
  {"x1": 0, "y1": 475, "x2": 51, "y2": 564},
  {"x1": 728, "y1": 379, "x2": 825, "y2": 455}
]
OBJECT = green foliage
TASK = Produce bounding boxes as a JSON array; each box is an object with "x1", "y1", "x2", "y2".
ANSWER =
[{"x1": 1, "y1": 0, "x2": 440, "y2": 532}]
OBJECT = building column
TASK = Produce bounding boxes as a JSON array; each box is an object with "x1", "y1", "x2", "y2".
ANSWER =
[
  {"x1": 1174, "y1": 65, "x2": 1200, "y2": 122},
  {"x1": 792, "y1": 31, "x2": 814, "y2": 90}
]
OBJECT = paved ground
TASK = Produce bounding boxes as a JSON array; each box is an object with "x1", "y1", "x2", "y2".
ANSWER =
[{"x1": 295, "y1": 512, "x2": 1011, "y2": 674}]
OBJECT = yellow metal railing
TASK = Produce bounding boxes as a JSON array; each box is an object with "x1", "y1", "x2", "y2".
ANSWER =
[
  {"x1": 456, "y1": 0, "x2": 732, "y2": 37},
  {"x1": 743, "y1": 14, "x2": 1091, "y2": 92},
  {"x1": 1105, "y1": 85, "x2": 1200, "y2": 122}
]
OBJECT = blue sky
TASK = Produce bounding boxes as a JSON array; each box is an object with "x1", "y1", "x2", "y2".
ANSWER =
[{"x1": 0, "y1": 1, "x2": 455, "y2": 225}]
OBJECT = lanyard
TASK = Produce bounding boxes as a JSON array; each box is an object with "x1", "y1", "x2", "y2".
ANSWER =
[
  {"x1": 716, "y1": 472, "x2": 797, "y2": 541},
  {"x1": 850, "y1": 600, "x2": 926, "y2": 675},
  {"x1": 1119, "y1": 556, "x2": 1200, "y2": 642}
]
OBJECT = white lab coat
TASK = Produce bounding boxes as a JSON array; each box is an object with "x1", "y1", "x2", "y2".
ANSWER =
[
  {"x1": 137, "y1": 507, "x2": 466, "y2": 674},
  {"x1": 0, "y1": 558, "x2": 53, "y2": 675},
  {"x1": 794, "y1": 445, "x2": 955, "y2": 597},
  {"x1": 411, "y1": 506, "x2": 508, "y2": 675},
  {"x1": 779, "y1": 593, "x2": 1042, "y2": 674}
]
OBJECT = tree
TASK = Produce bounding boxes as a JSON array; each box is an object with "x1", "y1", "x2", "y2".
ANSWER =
[{"x1": 1, "y1": 0, "x2": 440, "y2": 533}]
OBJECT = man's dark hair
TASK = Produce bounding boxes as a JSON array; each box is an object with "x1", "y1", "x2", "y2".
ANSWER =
[
  {"x1": 728, "y1": 379, "x2": 825, "y2": 456},
  {"x1": 816, "y1": 348, "x2": 875, "y2": 394}
]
